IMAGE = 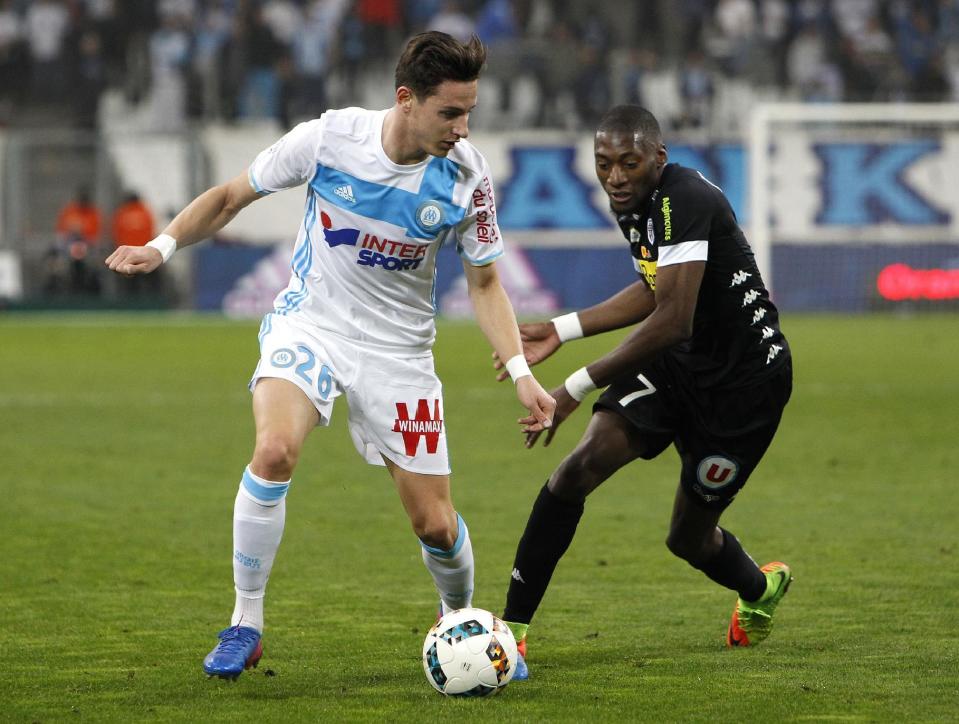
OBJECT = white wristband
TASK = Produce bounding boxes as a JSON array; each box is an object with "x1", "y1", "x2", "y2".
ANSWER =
[
  {"x1": 146, "y1": 234, "x2": 177, "y2": 263},
  {"x1": 505, "y1": 354, "x2": 532, "y2": 383},
  {"x1": 564, "y1": 367, "x2": 597, "y2": 401},
  {"x1": 551, "y1": 312, "x2": 583, "y2": 342}
]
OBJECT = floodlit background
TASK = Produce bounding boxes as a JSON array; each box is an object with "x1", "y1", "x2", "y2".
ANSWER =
[
  {"x1": 1, "y1": 0, "x2": 958, "y2": 312},
  {"x1": 2, "y1": 1, "x2": 958, "y2": 721}
]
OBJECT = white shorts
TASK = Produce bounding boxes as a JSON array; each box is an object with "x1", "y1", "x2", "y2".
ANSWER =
[{"x1": 250, "y1": 313, "x2": 450, "y2": 475}]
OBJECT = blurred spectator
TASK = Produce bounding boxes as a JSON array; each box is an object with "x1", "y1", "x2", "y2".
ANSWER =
[
  {"x1": 111, "y1": 191, "x2": 161, "y2": 297},
  {"x1": 236, "y1": 4, "x2": 284, "y2": 120},
  {"x1": 291, "y1": 0, "x2": 348, "y2": 121},
  {"x1": 25, "y1": 0, "x2": 70, "y2": 103},
  {"x1": 0, "y1": 0, "x2": 25, "y2": 110},
  {"x1": 75, "y1": 28, "x2": 107, "y2": 128},
  {"x1": 572, "y1": 42, "x2": 611, "y2": 129},
  {"x1": 262, "y1": 0, "x2": 302, "y2": 47},
  {"x1": 678, "y1": 48, "x2": 714, "y2": 129},
  {"x1": 192, "y1": 0, "x2": 233, "y2": 119},
  {"x1": 52, "y1": 186, "x2": 103, "y2": 296},
  {"x1": 57, "y1": 186, "x2": 102, "y2": 247},
  {"x1": 620, "y1": 47, "x2": 658, "y2": 107},
  {"x1": 111, "y1": 191, "x2": 155, "y2": 248},
  {"x1": 476, "y1": 0, "x2": 517, "y2": 45},
  {"x1": 427, "y1": 1, "x2": 475, "y2": 42},
  {"x1": 356, "y1": 0, "x2": 403, "y2": 66},
  {"x1": 787, "y1": 23, "x2": 844, "y2": 102},
  {"x1": 147, "y1": 14, "x2": 192, "y2": 130},
  {"x1": 710, "y1": 0, "x2": 758, "y2": 76},
  {"x1": 4, "y1": 0, "x2": 959, "y2": 134},
  {"x1": 893, "y1": 6, "x2": 939, "y2": 90}
]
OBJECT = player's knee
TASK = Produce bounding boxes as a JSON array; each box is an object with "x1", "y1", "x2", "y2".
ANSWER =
[
  {"x1": 413, "y1": 514, "x2": 457, "y2": 551},
  {"x1": 549, "y1": 448, "x2": 611, "y2": 501},
  {"x1": 251, "y1": 435, "x2": 300, "y2": 481}
]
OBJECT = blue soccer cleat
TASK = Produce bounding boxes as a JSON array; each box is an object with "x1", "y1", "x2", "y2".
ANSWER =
[
  {"x1": 203, "y1": 625, "x2": 263, "y2": 680},
  {"x1": 512, "y1": 638, "x2": 529, "y2": 681}
]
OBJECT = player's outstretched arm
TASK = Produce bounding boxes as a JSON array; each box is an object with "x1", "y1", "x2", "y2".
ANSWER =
[
  {"x1": 524, "y1": 264, "x2": 702, "y2": 449},
  {"x1": 462, "y1": 260, "x2": 556, "y2": 432},
  {"x1": 493, "y1": 280, "x2": 656, "y2": 381},
  {"x1": 105, "y1": 171, "x2": 260, "y2": 276}
]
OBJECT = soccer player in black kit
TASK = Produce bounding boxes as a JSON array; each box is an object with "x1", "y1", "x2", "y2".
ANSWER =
[{"x1": 496, "y1": 105, "x2": 794, "y2": 680}]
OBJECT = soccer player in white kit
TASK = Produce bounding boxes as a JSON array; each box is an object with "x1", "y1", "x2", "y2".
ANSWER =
[{"x1": 106, "y1": 32, "x2": 556, "y2": 680}]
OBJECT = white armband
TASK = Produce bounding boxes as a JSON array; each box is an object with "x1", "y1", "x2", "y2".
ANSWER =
[
  {"x1": 505, "y1": 354, "x2": 532, "y2": 383},
  {"x1": 551, "y1": 312, "x2": 583, "y2": 342},
  {"x1": 146, "y1": 234, "x2": 177, "y2": 263},
  {"x1": 564, "y1": 367, "x2": 597, "y2": 402}
]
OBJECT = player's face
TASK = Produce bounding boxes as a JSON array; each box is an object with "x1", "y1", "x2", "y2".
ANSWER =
[
  {"x1": 407, "y1": 80, "x2": 477, "y2": 157},
  {"x1": 594, "y1": 130, "x2": 666, "y2": 213}
]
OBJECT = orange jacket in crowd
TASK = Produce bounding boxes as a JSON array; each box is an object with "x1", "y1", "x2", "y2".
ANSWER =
[
  {"x1": 111, "y1": 199, "x2": 155, "y2": 247},
  {"x1": 56, "y1": 202, "x2": 102, "y2": 245}
]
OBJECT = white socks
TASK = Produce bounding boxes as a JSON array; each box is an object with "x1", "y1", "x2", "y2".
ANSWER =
[
  {"x1": 231, "y1": 466, "x2": 289, "y2": 633},
  {"x1": 421, "y1": 513, "x2": 474, "y2": 613}
]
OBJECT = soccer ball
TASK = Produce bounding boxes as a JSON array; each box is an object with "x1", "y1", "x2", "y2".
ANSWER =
[{"x1": 422, "y1": 607, "x2": 518, "y2": 697}]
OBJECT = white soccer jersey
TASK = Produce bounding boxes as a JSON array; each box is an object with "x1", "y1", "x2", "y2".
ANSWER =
[{"x1": 248, "y1": 107, "x2": 505, "y2": 352}]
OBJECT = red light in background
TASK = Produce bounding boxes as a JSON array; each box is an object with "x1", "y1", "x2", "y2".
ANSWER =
[{"x1": 877, "y1": 263, "x2": 959, "y2": 301}]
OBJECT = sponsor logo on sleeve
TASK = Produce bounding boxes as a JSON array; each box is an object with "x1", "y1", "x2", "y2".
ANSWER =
[
  {"x1": 472, "y1": 176, "x2": 499, "y2": 244},
  {"x1": 661, "y1": 196, "x2": 672, "y2": 241}
]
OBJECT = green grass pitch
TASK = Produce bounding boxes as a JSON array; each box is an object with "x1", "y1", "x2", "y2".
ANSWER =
[{"x1": 2, "y1": 313, "x2": 958, "y2": 721}]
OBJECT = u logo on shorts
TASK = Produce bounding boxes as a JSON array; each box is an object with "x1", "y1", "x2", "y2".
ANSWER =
[{"x1": 696, "y1": 456, "x2": 739, "y2": 489}]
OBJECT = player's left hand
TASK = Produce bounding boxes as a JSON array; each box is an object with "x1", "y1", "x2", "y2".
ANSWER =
[
  {"x1": 515, "y1": 375, "x2": 556, "y2": 435},
  {"x1": 524, "y1": 384, "x2": 578, "y2": 449}
]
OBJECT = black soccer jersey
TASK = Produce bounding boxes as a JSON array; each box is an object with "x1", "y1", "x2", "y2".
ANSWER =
[{"x1": 616, "y1": 163, "x2": 789, "y2": 390}]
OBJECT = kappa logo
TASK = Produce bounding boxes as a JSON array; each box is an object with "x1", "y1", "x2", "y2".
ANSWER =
[
  {"x1": 751, "y1": 307, "x2": 767, "y2": 325},
  {"x1": 761, "y1": 325, "x2": 775, "y2": 340},
  {"x1": 730, "y1": 270, "x2": 752, "y2": 287},
  {"x1": 393, "y1": 399, "x2": 444, "y2": 456},
  {"x1": 320, "y1": 211, "x2": 359, "y2": 248},
  {"x1": 333, "y1": 184, "x2": 355, "y2": 203},
  {"x1": 697, "y1": 456, "x2": 739, "y2": 489},
  {"x1": 511, "y1": 568, "x2": 526, "y2": 583},
  {"x1": 742, "y1": 289, "x2": 760, "y2": 307},
  {"x1": 766, "y1": 344, "x2": 784, "y2": 364}
]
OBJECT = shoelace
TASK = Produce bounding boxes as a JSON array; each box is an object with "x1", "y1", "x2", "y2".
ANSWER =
[{"x1": 215, "y1": 627, "x2": 257, "y2": 655}]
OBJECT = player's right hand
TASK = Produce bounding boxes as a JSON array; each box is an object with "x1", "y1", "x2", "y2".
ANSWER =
[
  {"x1": 493, "y1": 321, "x2": 562, "y2": 382},
  {"x1": 105, "y1": 245, "x2": 163, "y2": 276},
  {"x1": 525, "y1": 384, "x2": 578, "y2": 449},
  {"x1": 515, "y1": 375, "x2": 556, "y2": 434}
]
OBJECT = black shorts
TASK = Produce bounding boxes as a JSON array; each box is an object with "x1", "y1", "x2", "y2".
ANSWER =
[{"x1": 593, "y1": 357, "x2": 792, "y2": 510}]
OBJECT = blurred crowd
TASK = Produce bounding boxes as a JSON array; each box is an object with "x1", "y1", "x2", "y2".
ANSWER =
[{"x1": 0, "y1": 0, "x2": 957, "y2": 133}]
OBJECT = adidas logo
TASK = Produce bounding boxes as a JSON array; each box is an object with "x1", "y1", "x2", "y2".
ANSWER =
[
  {"x1": 333, "y1": 184, "x2": 355, "y2": 203},
  {"x1": 511, "y1": 568, "x2": 526, "y2": 584}
]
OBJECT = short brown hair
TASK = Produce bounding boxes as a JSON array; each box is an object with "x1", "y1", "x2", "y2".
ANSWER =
[{"x1": 394, "y1": 32, "x2": 487, "y2": 99}]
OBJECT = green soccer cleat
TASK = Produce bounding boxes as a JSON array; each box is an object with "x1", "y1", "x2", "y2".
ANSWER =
[{"x1": 726, "y1": 561, "x2": 793, "y2": 647}]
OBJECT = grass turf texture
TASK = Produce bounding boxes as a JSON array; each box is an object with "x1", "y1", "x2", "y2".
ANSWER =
[{"x1": 2, "y1": 313, "x2": 957, "y2": 722}]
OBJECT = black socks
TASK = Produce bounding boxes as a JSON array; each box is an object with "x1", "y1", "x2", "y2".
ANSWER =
[
  {"x1": 503, "y1": 483, "x2": 585, "y2": 624},
  {"x1": 693, "y1": 527, "x2": 767, "y2": 602}
]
